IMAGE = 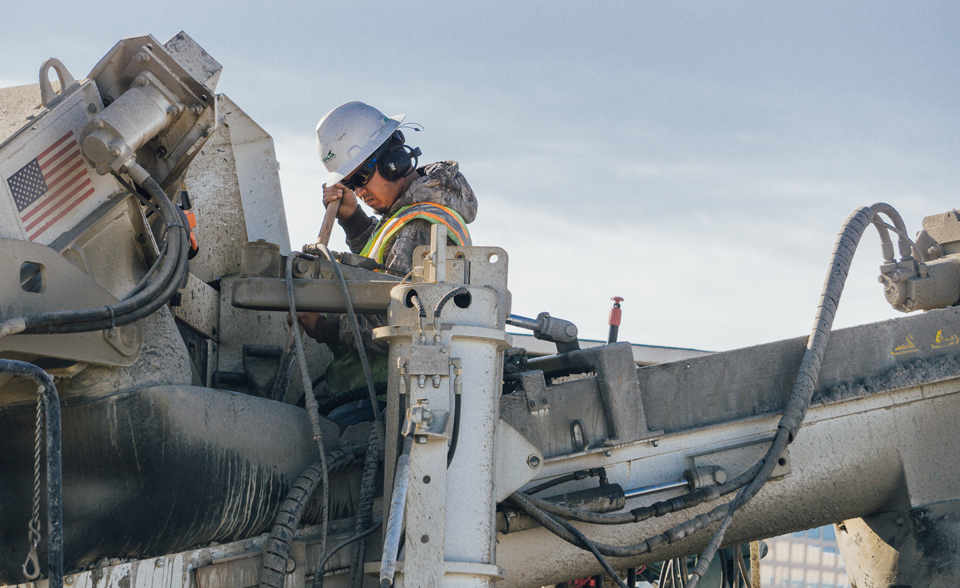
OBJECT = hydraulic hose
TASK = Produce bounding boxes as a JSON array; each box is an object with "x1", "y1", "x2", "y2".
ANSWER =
[
  {"x1": 0, "y1": 360, "x2": 62, "y2": 588},
  {"x1": 286, "y1": 253, "x2": 331, "y2": 559},
  {"x1": 0, "y1": 170, "x2": 188, "y2": 336},
  {"x1": 259, "y1": 446, "x2": 367, "y2": 588},
  {"x1": 310, "y1": 522, "x2": 383, "y2": 588},
  {"x1": 344, "y1": 426, "x2": 381, "y2": 588},
  {"x1": 506, "y1": 205, "x2": 893, "y2": 586},
  {"x1": 685, "y1": 205, "x2": 875, "y2": 586}
]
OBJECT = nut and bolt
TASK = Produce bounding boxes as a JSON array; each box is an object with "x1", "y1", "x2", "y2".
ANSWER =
[
  {"x1": 65, "y1": 577, "x2": 74, "y2": 585},
  {"x1": 93, "y1": 119, "x2": 104, "y2": 129},
  {"x1": 416, "y1": 436, "x2": 427, "y2": 444},
  {"x1": 527, "y1": 455, "x2": 541, "y2": 468},
  {"x1": 135, "y1": 52, "x2": 149, "y2": 63},
  {"x1": 190, "y1": 104, "x2": 203, "y2": 115},
  {"x1": 109, "y1": 146, "x2": 122, "y2": 157},
  {"x1": 167, "y1": 104, "x2": 181, "y2": 116},
  {"x1": 134, "y1": 75, "x2": 147, "y2": 87},
  {"x1": 604, "y1": 450, "x2": 613, "y2": 457},
  {"x1": 87, "y1": 103, "x2": 98, "y2": 113},
  {"x1": 155, "y1": 559, "x2": 165, "y2": 567},
  {"x1": 432, "y1": 375, "x2": 442, "y2": 388},
  {"x1": 652, "y1": 439, "x2": 660, "y2": 447}
]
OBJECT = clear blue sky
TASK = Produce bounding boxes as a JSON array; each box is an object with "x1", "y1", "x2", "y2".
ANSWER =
[{"x1": 4, "y1": 1, "x2": 959, "y2": 351}]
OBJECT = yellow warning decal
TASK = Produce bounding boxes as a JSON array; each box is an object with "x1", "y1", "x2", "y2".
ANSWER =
[
  {"x1": 931, "y1": 330, "x2": 959, "y2": 349},
  {"x1": 892, "y1": 334, "x2": 919, "y2": 356}
]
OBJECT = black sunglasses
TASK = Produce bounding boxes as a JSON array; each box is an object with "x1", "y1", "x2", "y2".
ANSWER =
[{"x1": 342, "y1": 156, "x2": 377, "y2": 191}]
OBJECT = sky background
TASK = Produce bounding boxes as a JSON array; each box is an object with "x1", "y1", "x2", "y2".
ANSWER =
[{"x1": 3, "y1": 1, "x2": 959, "y2": 352}]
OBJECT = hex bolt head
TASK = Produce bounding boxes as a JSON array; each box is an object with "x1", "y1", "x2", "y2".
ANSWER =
[
  {"x1": 155, "y1": 559, "x2": 165, "y2": 567},
  {"x1": 527, "y1": 455, "x2": 541, "y2": 468},
  {"x1": 109, "y1": 146, "x2": 121, "y2": 157},
  {"x1": 135, "y1": 53, "x2": 148, "y2": 63},
  {"x1": 65, "y1": 577, "x2": 75, "y2": 585},
  {"x1": 95, "y1": 163, "x2": 111, "y2": 176},
  {"x1": 190, "y1": 104, "x2": 203, "y2": 115},
  {"x1": 87, "y1": 103, "x2": 98, "y2": 114},
  {"x1": 93, "y1": 119, "x2": 104, "y2": 129},
  {"x1": 134, "y1": 76, "x2": 147, "y2": 87},
  {"x1": 167, "y1": 104, "x2": 181, "y2": 117},
  {"x1": 604, "y1": 450, "x2": 613, "y2": 457}
]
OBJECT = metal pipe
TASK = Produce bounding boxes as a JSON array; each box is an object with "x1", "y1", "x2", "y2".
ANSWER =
[
  {"x1": 623, "y1": 479, "x2": 689, "y2": 500},
  {"x1": 506, "y1": 314, "x2": 539, "y2": 331}
]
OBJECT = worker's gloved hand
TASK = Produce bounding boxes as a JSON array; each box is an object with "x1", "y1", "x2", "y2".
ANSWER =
[
  {"x1": 322, "y1": 182, "x2": 358, "y2": 221},
  {"x1": 292, "y1": 312, "x2": 341, "y2": 346}
]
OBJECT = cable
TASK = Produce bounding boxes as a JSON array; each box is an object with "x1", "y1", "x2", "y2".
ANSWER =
[
  {"x1": 0, "y1": 360, "x2": 62, "y2": 588},
  {"x1": 310, "y1": 522, "x2": 383, "y2": 588},
  {"x1": 379, "y1": 430, "x2": 414, "y2": 588},
  {"x1": 286, "y1": 253, "x2": 331, "y2": 561}
]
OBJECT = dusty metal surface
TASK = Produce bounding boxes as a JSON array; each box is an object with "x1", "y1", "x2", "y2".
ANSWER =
[
  {"x1": 0, "y1": 84, "x2": 45, "y2": 144},
  {"x1": 172, "y1": 272, "x2": 219, "y2": 338}
]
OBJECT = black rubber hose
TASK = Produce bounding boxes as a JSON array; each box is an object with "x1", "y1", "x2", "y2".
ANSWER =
[
  {"x1": 8, "y1": 176, "x2": 187, "y2": 335},
  {"x1": 316, "y1": 383, "x2": 388, "y2": 416},
  {"x1": 686, "y1": 206, "x2": 874, "y2": 586},
  {"x1": 259, "y1": 446, "x2": 367, "y2": 588},
  {"x1": 344, "y1": 425, "x2": 381, "y2": 588},
  {"x1": 0, "y1": 360, "x2": 62, "y2": 588},
  {"x1": 446, "y1": 393, "x2": 461, "y2": 467},
  {"x1": 434, "y1": 286, "x2": 469, "y2": 318},
  {"x1": 310, "y1": 523, "x2": 383, "y2": 588},
  {"x1": 508, "y1": 491, "x2": 730, "y2": 558}
]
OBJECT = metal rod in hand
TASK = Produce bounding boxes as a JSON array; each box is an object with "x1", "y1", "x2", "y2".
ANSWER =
[{"x1": 317, "y1": 199, "x2": 340, "y2": 247}]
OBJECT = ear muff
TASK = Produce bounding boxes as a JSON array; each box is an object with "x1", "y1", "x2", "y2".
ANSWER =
[{"x1": 375, "y1": 131, "x2": 422, "y2": 181}]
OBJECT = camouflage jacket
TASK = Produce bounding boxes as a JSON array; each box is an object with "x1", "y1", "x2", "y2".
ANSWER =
[{"x1": 338, "y1": 161, "x2": 477, "y2": 352}]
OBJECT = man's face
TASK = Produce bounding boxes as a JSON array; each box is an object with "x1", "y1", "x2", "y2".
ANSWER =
[{"x1": 353, "y1": 168, "x2": 403, "y2": 214}]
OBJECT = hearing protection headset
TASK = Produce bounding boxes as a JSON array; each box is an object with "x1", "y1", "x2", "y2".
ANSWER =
[{"x1": 374, "y1": 131, "x2": 422, "y2": 181}]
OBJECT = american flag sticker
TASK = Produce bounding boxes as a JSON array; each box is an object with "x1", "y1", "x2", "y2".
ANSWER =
[{"x1": 6, "y1": 130, "x2": 95, "y2": 241}]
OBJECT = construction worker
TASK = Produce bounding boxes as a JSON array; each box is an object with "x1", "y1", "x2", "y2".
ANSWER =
[{"x1": 298, "y1": 101, "x2": 477, "y2": 423}]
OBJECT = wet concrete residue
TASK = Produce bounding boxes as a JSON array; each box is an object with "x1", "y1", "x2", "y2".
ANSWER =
[{"x1": 815, "y1": 355, "x2": 960, "y2": 405}]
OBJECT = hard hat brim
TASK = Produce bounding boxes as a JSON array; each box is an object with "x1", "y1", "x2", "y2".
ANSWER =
[{"x1": 326, "y1": 114, "x2": 405, "y2": 186}]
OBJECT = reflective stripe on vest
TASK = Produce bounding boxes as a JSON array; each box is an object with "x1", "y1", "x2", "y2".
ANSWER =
[{"x1": 360, "y1": 203, "x2": 472, "y2": 264}]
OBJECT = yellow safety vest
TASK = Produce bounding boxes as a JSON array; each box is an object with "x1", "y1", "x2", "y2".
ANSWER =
[{"x1": 360, "y1": 203, "x2": 472, "y2": 265}]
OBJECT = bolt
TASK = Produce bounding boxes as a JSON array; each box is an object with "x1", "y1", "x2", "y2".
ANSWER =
[
  {"x1": 95, "y1": 163, "x2": 111, "y2": 176},
  {"x1": 109, "y1": 146, "x2": 121, "y2": 157},
  {"x1": 418, "y1": 375, "x2": 426, "y2": 388},
  {"x1": 155, "y1": 559, "x2": 165, "y2": 567},
  {"x1": 528, "y1": 399, "x2": 536, "y2": 408},
  {"x1": 108, "y1": 327, "x2": 118, "y2": 338},
  {"x1": 565, "y1": 325, "x2": 577, "y2": 337},
  {"x1": 135, "y1": 52, "x2": 149, "y2": 63},
  {"x1": 652, "y1": 439, "x2": 660, "y2": 447},
  {"x1": 167, "y1": 104, "x2": 181, "y2": 117},
  {"x1": 441, "y1": 346, "x2": 448, "y2": 354},
  {"x1": 527, "y1": 455, "x2": 541, "y2": 468},
  {"x1": 541, "y1": 397, "x2": 548, "y2": 404},
  {"x1": 604, "y1": 450, "x2": 613, "y2": 457},
  {"x1": 896, "y1": 516, "x2": 905, "y2": 525},
  {"x1": 93, "y1": 119, "x2": 104, "y2": 129},
  {"x1": 65, "y1": 577, "x2": 75, "y2": 585},
  {"x1": 244, "y1": 540, "x2": 255, "y2": 549},
  {"x1": 331, "y1": 524, "x2": 339, "y2": 531},
  {"x1": 134, "y1": 76, "x2": 147, "y2": 87},
  {"x1": 87, "y1": 103, "x2": 97, "y2": 113},
  {"x1": 432, "y1": 375, "x2": 441, "y2": 388},
  {"x1": 295, "y1": 258, "x2": 310, "y2": 274},
  {"x1": 420, "y1": 534, "x2": 429, "y2": 544},
  {"x1": 190, "y1": 104, "x2": 203, "y2": 115},
  {"x1": 904, "y1": 298, "x2": 916, "y2": 310},
  {"x1": 417, "y1": 436, "x2": 427, "y2": 444}
]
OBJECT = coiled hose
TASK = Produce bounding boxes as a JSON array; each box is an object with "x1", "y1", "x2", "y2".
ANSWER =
[
  {"x1": 0, "y1": 360, "x2": 62, "y2": 588},
  {"x1": 259, "y1": 446, "x2": 367, "y2": 588}
]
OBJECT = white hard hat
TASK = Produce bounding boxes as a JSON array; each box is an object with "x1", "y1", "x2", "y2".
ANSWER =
[{"x1": 316, "y1": 101, "x2": 404, "y2": 185}]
